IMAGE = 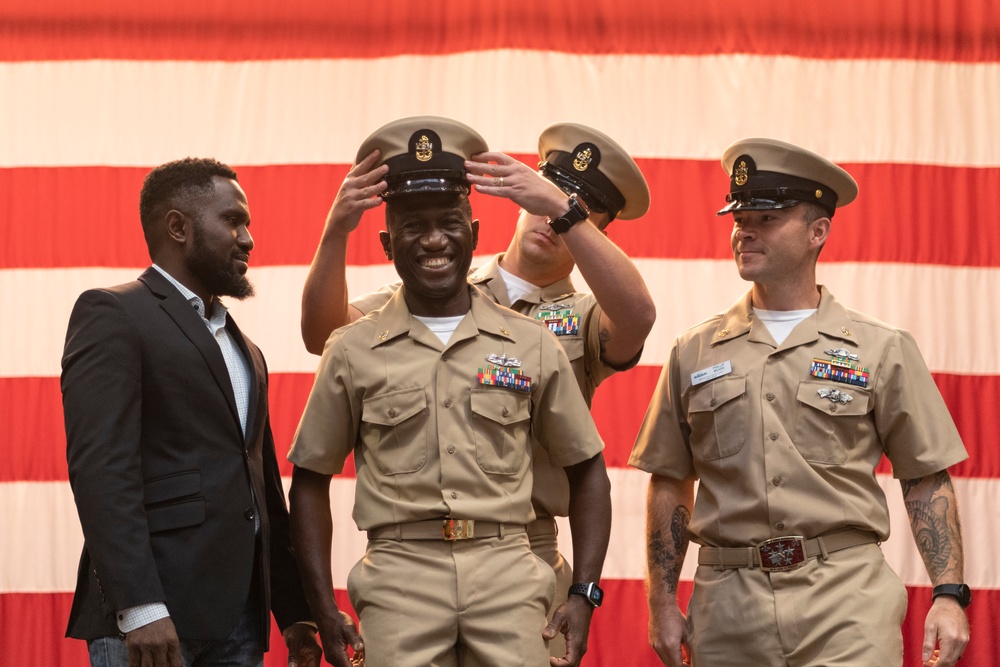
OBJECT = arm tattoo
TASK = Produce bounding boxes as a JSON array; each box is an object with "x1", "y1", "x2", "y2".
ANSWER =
[
  {"x1": 648, "y1": 505, "x2": 691, "y2": 594},
  {"x1": 901, "y1": 470, "x2": 952, "y2": 499},
  {"x1": 902, "y1": 471, "x2": 963, "y2": 581},
  {"x1": 899, "y1": 477, "x2": 921, "y2": 497},
  {"x1": 598, "y1": 326, "x2": 611, "y2": 357}
]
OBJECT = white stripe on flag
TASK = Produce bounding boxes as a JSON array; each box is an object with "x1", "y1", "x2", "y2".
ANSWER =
[
  {"x1": 0, "y1": 53, "x2": 998, "y2": 167},
  {"x1": 3, "y1": 260, "x2": 998, "y2": 378},
  {"x1": 4, "y1": 472, "x2": 997, "y2": 594}
]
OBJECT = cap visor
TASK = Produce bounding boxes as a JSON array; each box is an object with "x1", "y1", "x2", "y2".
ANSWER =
[{"x1": 716, "y1": 198, "x2": 803, "y2": 216}]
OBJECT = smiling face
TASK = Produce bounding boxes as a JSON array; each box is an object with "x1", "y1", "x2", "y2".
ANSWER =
[
  {"x1": 729, "y1": 204, "x2": 829, "y2": 289},
  {"x1": 380, "y1": 193, "x2": 479, "y2": 316},
  {"x1": 184, "y1": 176, "x2": 255, "y2": 300}
]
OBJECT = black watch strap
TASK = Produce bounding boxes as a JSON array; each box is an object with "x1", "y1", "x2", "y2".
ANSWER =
[
  {"x1": 932, "y1": 583, "x2": 972, "y2": 608},
  {"x1": 548, "y1": 194, "x2": 590, "y2": 234},
  {"x1": 568, "y1": 582, "x2": 604, "y2": 608}
]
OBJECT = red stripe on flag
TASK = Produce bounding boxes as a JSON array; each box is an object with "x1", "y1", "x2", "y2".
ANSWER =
[
  {"x1": 0, "y1": 1, "x2": 997, "y2": 61},
  {"x1": 3, "y1": 161, "x2": 998, "y2": 269},
  {"x1": 4, "y1": 371, "x2": 994, "y2": 483}
]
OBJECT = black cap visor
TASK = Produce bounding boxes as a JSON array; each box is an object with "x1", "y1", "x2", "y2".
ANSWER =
[
  {"x1": 540, "y1": 157, "x2": 625, "y2": 221},
  {"x1": 717, "y1": 188, "x2": 835, "y2": 217},
  {"x1": 382, "y1": 151, "x2": 470, "y2": 199},
  {"x1": 383, "y1": 172, "x2": 470, "y2": 199}
]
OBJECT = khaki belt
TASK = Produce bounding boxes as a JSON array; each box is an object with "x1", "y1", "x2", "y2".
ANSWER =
[
  {"x1": 697, "y1": 529, "x2": 879, "y2": 572},
  {"x1": 367, "y1": 519, "x2": 526, "y2": 541},
  {"x1": 527, "y1": 517, "x2": 558, "y2": 538}
]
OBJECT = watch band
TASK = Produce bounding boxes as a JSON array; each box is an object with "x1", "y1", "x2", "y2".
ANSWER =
[
  {"x1": 548, "y1": 194, "x2": 590, "y2": 234},
  {"x1": 567, "y1": 582, "x2": 604, "y2": 608},
  {"x1": 932, "y1": 583, "x2": 972, "y2": 608}
]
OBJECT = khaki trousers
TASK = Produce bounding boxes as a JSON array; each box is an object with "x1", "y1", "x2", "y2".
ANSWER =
[
  {"x1": 528, "y1": 524, "x2": 573, "y2": 660},
  {"x1": 348, "y1": 532, "x2": 555, "y2": 667},
  {"x1": 688, "y1": 543, "x2": 907, "y2": 666}
]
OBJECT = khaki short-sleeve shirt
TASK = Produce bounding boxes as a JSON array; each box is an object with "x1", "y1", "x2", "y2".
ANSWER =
[
  {"x1": 350, "y1": 253, "x2": 638, "y2": 518},
  {"x1": 291, "y1": 286, "x2": 604, "y2": 530},
  {"x1": 629, "y1": 286, "x2": 968, "y2": 546}
]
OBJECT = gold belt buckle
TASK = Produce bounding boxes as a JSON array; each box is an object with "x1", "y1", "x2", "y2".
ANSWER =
[
  {"x1": 756, "y1": 536, "x2": 807, "y2": 572},
  {"x1": 442, "y1": 518, "x2": 475, "y2": 540}
]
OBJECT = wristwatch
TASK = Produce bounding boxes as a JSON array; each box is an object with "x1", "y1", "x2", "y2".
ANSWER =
[
  {"x1": 547, "y1": 194, "x2": 590, "y2": 234},
  {"x1": 568, "y1": 582, "x2": 604, "y2": 608},
  {"x1": 932, "y1": 583, "x2": 972, "y2": 608}
]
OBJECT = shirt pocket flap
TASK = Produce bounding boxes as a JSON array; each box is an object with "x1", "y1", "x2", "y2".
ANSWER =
[
  {"x1": 689, "y1": 375, "x2": 747, "y2": 413},
  {"x1": 143, "y1": 470, "x2": 202, "y2": 505},
  {"x1": 796, "y1": 380, "x2": 871, "y2": 416},
  {"x1": 363, "y1": 387, "x2": 427, "y2": 427},
  {"x1": 470, "y1": 388, "x2": 531, "y2": 426}
]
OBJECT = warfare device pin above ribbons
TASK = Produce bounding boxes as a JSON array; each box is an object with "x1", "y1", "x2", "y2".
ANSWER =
[
  {"x1": 478, "y1": 354, "x2": 532, "y2": 393},
  {"x1": 536, "y1": 306, "x2": 579, "y2": 336},
  {"x1": 810, "y1": 348, "x2": 869, "y2": 388}
]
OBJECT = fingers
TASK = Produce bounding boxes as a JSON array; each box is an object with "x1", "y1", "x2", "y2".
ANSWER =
[
  {"x1": 350, "y1": 149, "x2": 384, "y2": 176},
  {"x1": 341, "y1": 614, "x2": 365, "y2": 667},
  {"x1": 126, "y1": 618, "x2": 182, "y2": 667},
  {"x1": 326, "y1": 152, "x2": 388, "y2": 234},
  {"x1": 464, "y1": 154, "x2": 514, "y2": 185},
  {"x1": 342, "y1": 163, "x2": 389, "y2": 199},
  {"x1": 467, "y1": 151, "x2": 509, "y2": 169},
  {"x1": 349, "y1": 643, "x2": 365, "y2": 667},
  {"x1": 342, "y1": 149, "x2": 389, "y2": 196},
  {"x1": 464, "y1": 164, "x2": 513, "y2": 197}
]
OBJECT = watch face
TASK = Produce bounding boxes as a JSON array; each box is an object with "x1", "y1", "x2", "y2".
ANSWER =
[{"x1": 589, "y1": 586, "x2": 604, "y2": 606}]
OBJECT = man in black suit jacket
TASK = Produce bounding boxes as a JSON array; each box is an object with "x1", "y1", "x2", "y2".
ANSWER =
[{"x1": 62, "y1": 158, "x2": 322, "y2": 667}]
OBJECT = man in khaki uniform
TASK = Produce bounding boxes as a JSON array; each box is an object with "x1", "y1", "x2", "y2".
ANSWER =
[
  {"x1": 630, "y1": 138, "x2": 971, "y2": 667},
  {"x1": 287, "y1": 116, "x2": 612, "y2": 667},
  {"x1": 299, "y1": 123, "x2": 654, "y2": 657}
]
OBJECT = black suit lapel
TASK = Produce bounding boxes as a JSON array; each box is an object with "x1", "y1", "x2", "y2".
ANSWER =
[{"x1": 139, "y1": 268, "x2": 243, "y2": 435}]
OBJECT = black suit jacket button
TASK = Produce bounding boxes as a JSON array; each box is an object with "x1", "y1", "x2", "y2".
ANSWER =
[{"x1": 244, "y1": 507, "x2": 255, "y2": 521}]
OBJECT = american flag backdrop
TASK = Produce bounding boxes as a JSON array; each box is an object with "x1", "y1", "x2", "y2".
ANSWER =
[{"x1": 1, "y1": 2, "x2": 998, "y2": 664}]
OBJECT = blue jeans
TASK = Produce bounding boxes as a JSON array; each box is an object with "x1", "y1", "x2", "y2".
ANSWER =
[{"x1": 87, "y1": 599, "x2": 264, "y2": 667}]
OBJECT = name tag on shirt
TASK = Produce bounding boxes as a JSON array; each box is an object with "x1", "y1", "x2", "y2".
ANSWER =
[{"x1": 691, "y1": 361, "x2": 733, "y2": 386}]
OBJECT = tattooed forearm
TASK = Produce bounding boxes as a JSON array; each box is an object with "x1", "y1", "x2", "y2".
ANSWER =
[
  {"x1": 906, "y1": 495, "x2": 954, "y2": 577},
  {"x1": 670, "y1": 504, "x2": 691, "y2": 548},
  {"x1": 648, "y1": 505, "x2": 691, "y2": 594},
  {"x1": 901, "y1": 471, "x2": 965, "y2": 583},
  {"x1": 901, "y1": 470, "x2": 951, "y2": 499},
  {"x1": 900, "y1": 477, "x2": 922, "y2": 497}
]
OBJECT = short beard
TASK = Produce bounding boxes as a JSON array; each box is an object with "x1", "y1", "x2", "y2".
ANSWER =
[{"x1": 188, "y1": 220, "x2": 255, "y2": 300}]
